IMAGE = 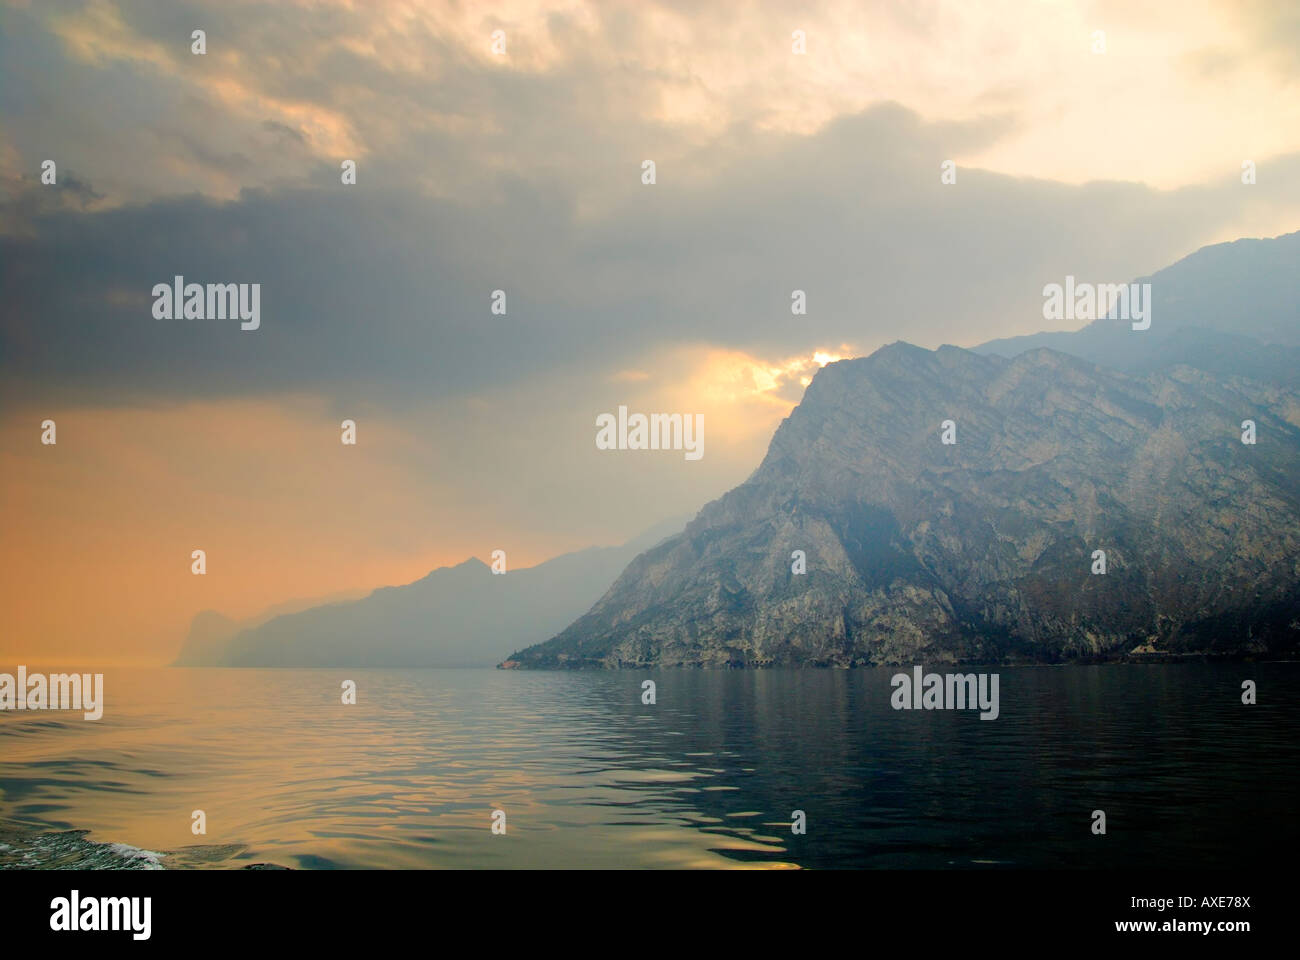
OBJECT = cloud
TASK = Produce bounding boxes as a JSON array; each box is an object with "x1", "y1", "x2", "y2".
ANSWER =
[
  {"x1": 4, "y1": 99, "x2": 1298, "y2": 416},
  {"x1": 1213, "y1": 0, "x2": 1300, "y2": 78},
  {"x1": 5, "y1": 0, "x2": 1298, "y2": 208}
]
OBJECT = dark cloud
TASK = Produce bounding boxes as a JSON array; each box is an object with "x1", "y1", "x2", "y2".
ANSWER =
[
  {"x1": 3, "y1": 2, "x2": 1298, "y2": 414},
  {"x1": 4, "y1": 100, "x2": 1296, "y2": 415},
  {"x1": 262, "y1": 120, "x2": 306, "y2": 145}
]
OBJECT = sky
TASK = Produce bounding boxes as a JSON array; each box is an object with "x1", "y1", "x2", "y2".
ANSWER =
[{"x1": 2, "y1": 0, "x2": 1299, "y2": 663}]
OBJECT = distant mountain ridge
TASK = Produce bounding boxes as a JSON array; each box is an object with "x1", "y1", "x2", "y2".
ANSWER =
[
  {"x1": 174, "y1": 518, "x2": 685, "y2": 667},
  {"x1": 974, "y1": 231, "x2": 1300, "y2": 385},
  {"x1": 173, "y1": 590, "x2": 368, "y2": 665}
]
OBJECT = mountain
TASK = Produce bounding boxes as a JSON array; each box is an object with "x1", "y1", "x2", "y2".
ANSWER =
[
  {"x1": 173, "y1": 518, "x2": 685, "y2": 667},
  {"x1": 504, "y1": 343, "x2": 1300, "y2": 668},
  {"x1": 173, "y1": 590, "x2": 370, "y2": 665},
  {"x1": 974, "y1": 232, "x2": 1300, "y2": 384},
  {"x1": 175, "y1": 610, "x2": 242, "y2": 666}
]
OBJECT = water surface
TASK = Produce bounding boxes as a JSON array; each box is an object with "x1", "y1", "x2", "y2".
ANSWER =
[{"x1": 1, "y1": 663, "x2": 1295, "y2": 868}]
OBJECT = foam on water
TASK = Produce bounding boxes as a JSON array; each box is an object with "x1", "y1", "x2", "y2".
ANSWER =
[{"x1": 0, "y1": 824, "x2": 165, "y2": 870}]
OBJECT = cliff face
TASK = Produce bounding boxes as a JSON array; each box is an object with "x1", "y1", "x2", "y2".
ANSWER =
[{"x1": 507, "y1": 344, "x2": 1300, "y2": 667}]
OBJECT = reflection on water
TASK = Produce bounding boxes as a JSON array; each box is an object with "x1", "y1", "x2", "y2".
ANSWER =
[{"x1": 1, "y1": 664, "x2": 1297, "y2": 869}]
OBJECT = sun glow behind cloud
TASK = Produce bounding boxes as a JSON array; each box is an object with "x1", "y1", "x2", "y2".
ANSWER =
[{"x1": 650, "y1": 344, "x2": 851, "y2": 408}]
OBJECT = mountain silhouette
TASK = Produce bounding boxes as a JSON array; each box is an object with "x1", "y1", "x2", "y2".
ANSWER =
[{"x1": 174, "y1": 517, "x2": 684, "y2": 667}]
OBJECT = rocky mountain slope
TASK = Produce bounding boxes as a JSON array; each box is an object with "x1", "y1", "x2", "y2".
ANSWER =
[{"x1": 505, "y1": 344, "x2": 1300, "y2": 667}]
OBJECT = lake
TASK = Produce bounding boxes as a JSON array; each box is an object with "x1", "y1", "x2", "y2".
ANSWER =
[{"x1": 1, "y1": 663, "x2": 1296, "y2": 869}]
